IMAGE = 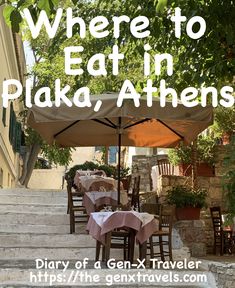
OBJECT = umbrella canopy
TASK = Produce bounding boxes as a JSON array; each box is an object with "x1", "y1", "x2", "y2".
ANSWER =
[
  {"x1": 28, "y1": 93, "x2": 213, "y2": 204},
  {"x1": 28, "y1": 94, "x2": 213, "y2": 148}
]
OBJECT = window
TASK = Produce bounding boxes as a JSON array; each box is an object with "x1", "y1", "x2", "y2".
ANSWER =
[
  {"x1": 109, "y1": 147, "x2": 118, "y2": 164},
  {"x1": 2, "y1": 78, "x2": 7, "y2": 126},
  {"x1": 9, "y1": 103, "x2": 22, "y2": 152}
]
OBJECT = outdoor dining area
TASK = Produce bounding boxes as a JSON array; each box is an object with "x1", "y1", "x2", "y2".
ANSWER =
[
  {"x1": 64, "y1": 161, "x2": 235, "y2": 265},
  {"x1": 27, "y1": 93, "x2": 235, "y2": 263},
  {"x1": 65, "y1": 168, "x2": 173, "y2": 264}
]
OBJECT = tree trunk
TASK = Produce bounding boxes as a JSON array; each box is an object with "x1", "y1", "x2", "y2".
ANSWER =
[
  {"x1": 191, "y1": 140, "x2": 198, "y2": 189},
  {"x1": 19, "y1": 143, "x2": 41, "y2": 187}
]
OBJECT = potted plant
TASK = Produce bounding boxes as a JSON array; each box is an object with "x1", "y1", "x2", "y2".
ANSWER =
[
  {"x1": 213, "y1": 107, "x2": 235, "y2": 145},
  {"x1": 168, "y1": 135, "x2": 216, "y2": 177},
  {"x1": 166, "y1": 185, "x2": 208, "y2": 220}
]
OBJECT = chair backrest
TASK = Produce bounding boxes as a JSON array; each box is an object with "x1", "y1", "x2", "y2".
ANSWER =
[
  {"x1": 141, "y1": 203, "x2": 161, "y2": 215},
  {"x1": 157, "y1": 159, "x2": 174, "y2": 176},
  {"x1": 67, "y1": 178, "x2": 75, "y2": 209},
  {"x1": 159, "y1": 206, "x2": 173, "y2": 232},
  {"x1": 210, "y1": 206, "x2": 223, "y2": 233},
  {"x1": 125, "y1": 174, "x2": 132, "y2": 193},
  {"x1": 131, "y1": 175, "x2": 140, "y2": 208}
]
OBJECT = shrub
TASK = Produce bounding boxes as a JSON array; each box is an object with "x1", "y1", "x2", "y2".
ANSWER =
[{"x1": 166, "y1": 185, "x2": 207, "y2": 208}]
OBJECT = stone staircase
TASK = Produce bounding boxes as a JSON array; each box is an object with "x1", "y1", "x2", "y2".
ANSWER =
[{"x1": 0, "y1": 188, "x2": 217, "y2": 287}]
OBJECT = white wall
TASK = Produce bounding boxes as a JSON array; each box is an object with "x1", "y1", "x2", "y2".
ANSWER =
[
  {"x1": 28, "y1": 168, "x2": 65, "y2": 190},
  {"x1": 69, "y1": 147, "x2": 96, "y2": 168}
]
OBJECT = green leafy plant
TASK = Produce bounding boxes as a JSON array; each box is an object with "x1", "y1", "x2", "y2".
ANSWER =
[
  {"x1": 212, "y1": 107, "x2": 235, "y2": 138},
  {"x1": 222, "y1": 141, "x2": 235, "y2": 225},
  {"x1": 168, "y1": 144, "x2": 192, "y2": 165},
  {"x1": 112, "y1": 166, "x2": 131, "y2": 180},
  {"x1": 168, "y1": 135, "x2": 217, "y2": 167},
  {"x1": 166, "y1": 185, "x2": 207, "y2": 208}
]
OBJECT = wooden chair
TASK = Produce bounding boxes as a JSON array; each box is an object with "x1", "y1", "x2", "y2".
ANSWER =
[
  {"x1": 124, "y1": 174, "x2": 132, "y2": 193},
  {"x1": 210, "y1": 206, "x2": 233, "y2": 255},
  {"x1": 131, "y1": 175, "x2": 141, "y2": 212},
  {"x1": 95, "y1": 205, "x2": 130, "y2": 262},
  {"x1": 157, "y1": 159, "x2": 174, "y2": 176},
  {"x1": 147, "y1": 205, "x2": 173, "y2": 263},
  {"x1": 95, "y1": 230, "x2": 130, "y2": 262},
  {"x1": 65, "y1": 174, "x2": 83, "y2": 214},
  {"x1": 141, "y1": 203, "x2": 161, "y2": 216},
  {"x1": 67, "y1": 179, "x2": 88, "y2": 234}
]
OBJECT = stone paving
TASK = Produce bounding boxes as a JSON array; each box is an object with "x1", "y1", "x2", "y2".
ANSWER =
[{"x1": 0, "y1": 188, "x2": 232, "y2": 287}]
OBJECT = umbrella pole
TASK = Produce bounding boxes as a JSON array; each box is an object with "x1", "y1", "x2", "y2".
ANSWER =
[{"x1": 118, "y1": 117, "x2": 121, "y2": 205}]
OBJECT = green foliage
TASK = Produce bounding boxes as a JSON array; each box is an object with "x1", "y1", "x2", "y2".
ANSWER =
[
  {"x1": 168, "y1": 135, "x2": 217, "y2": 166},
  {"x1": 3, "y1": 5, "x2": 15, "y2": 26},
  {"x1": 40, "y1": 143, "x2": 74, "y2": 166},
  {"x1": 166, "y1": 185, "x2": 207, "y2": 208},
  {"x1": 112, "y1": 166, "x2": 131, "y2": 180},
  {"x1": 97, "y1": 164, "x2": 116, "y2": 178},
  {"x1": 3, "y1": 0, "x2": 235, "y2": 88},
  {"x1": 156, "y1": 0, "x2": 168, "y2": 14},
  {"x1": 197, "y1": 135, "x2": 217, "y2": 166},
  {"x1": 34, "y1": 157, "x2": 51, "y2": 169},
  {"x1": 168, "y1": 144, "x2": 191, "y2": 165},
  {"x1": 212, "y1": 107, "x2": 235, "y2": 137},
  {"x1": 222, "y1": 142, "x2": 235, "y2": 224},
  {"x1": 12, "y1": 0, "x2": 143, "y2": 168},
  {"x1": 3, "y1": 0, "x2": 235, "y2": 169}
]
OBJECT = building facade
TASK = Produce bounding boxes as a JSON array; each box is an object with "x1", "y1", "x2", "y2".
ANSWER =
[{"x1": 0, "y1": 7, "x2": 25, "y2": 188}]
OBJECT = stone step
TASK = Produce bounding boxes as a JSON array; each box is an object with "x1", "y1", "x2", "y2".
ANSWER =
[
  {"x1": 0, "y1": 223, "x2": 72, "y2": 234},
  {"x1": 0, "y1": 268, "x2": 215, "y2": 287},
  {"x1": 0, "y1": 234, "x2": 94, "y2": 248},
  {"x1": 0, "y1": 213, "x2": 70, "y2": 225},
  {"x1": 0, "y1": 188, "x2": 217, "y2": 288},
  {"x1": 0, "y1": 188, "x2": 67, "y2": 195},
  {"x1": 0, "y1": 195, "x2": 68, "y2": 205},
  {"x1": 0, "y1": 204, "x2": 67, "y2": 214},
  {"x1": 0, "y1": 247, "x2": 97, "y2": 260}
]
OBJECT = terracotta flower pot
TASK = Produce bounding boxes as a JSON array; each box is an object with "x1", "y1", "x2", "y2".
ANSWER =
[
  {"x1": 179, "y1": 163, "x2": 215, "y2": 177},
  {"x1": 175, "y1": 207, "x2": 201, "y2": 220}
]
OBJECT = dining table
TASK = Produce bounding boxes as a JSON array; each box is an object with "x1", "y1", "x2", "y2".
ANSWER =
[
  {"x1": 83, "y1": 190, "x2": 129, "y2": 215},
  {"x1": 74, "y1": 173, "x2": 116, "y2": 192},
  {"x1": 86, "y1": 210, "x2": 159, "y2": 262}
]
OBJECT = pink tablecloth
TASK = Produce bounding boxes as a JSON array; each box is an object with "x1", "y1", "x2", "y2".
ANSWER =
[
  {"x1": 73, "y1": 170, "x2": 106, "y2": 188},
  {"x1": 83, "y1": 190, "x2": 129, "y2": 215},
  {"x1": 86, "y1": 211, "x2": 159, "y2": 244},
  {"x1": 74, "y1": 174, "x2": 115, "y2": 192}
]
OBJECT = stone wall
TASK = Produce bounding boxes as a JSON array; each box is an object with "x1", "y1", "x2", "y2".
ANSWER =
[
  {"x1": 132, "y1": 145, "x2": 233, "y2": 255},
  {"x1": 157, "y1": 175, "x2": 224, "y2": 254},
  {"x1": 172, "y1": 220, "x2": 207, "y2": 257},
  {"x1": 132, "y1": 154, "x2": 167, "y2": 191},
  {"x1": 153, "y1": 174, "x2": 227, "y2": 254},
  {"x1": 210, "y1": 263, "x2": 235, "y2": 288}
]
